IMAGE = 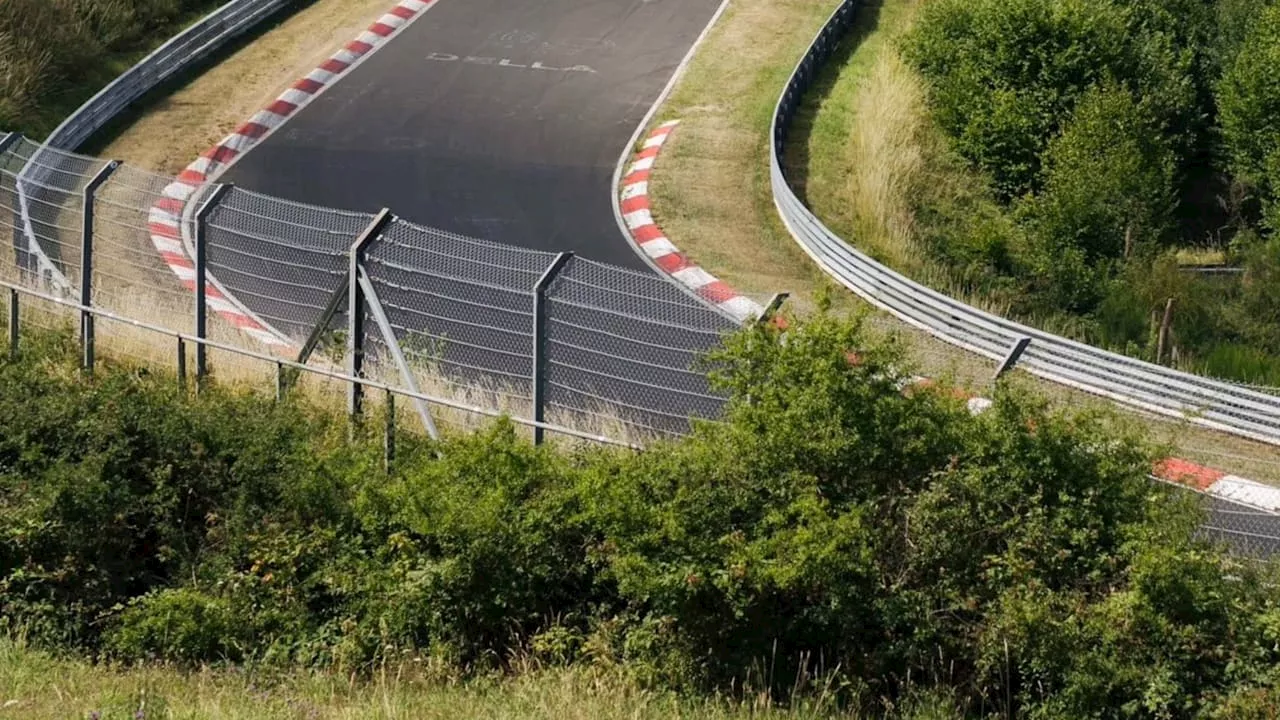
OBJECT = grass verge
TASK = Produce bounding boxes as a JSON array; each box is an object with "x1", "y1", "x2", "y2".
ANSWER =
[
  {"x1": 647, "y1": 0, "x2": 1280, "y2": 485},
  {"x1": 0, "y1": 638, "x2": 874, "y2": 720}
]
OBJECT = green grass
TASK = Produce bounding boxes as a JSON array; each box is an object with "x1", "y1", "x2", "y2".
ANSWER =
[{"x1": 0, "y1": 638, "x2": 909, "y2": 720}]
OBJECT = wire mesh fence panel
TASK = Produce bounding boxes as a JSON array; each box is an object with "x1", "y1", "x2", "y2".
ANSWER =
[
  {"x1": 1199, "y1": 495, "x2": 1280, "y2": 559},
  {"x1": 4, "y1": 139, "x2": 105, "y2": 293},
  {"x1": 543, "y1": 257, "x2": 736, "y2": 438},
  {"x1": 204, "y1": 187, "x2": 370, "y2": 342},
  {"x1": 0, "y1": 143, "x2": 24, "y2": 282},
  {"x1": 364, "y1": 219, "x2": 548, "y2": 414},
  {"x1": 91, "y1": 163, "x2": 200, "y2": 331}
]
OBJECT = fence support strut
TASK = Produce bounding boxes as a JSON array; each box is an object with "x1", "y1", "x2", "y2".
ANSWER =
[
  {"x1": 193, "y1": 183, "x2": 233, "y2": 390},
  {"x1": 358, "y1": 267, "x2": 439, "y2": 441},
  {"x1": 80, "y1": 160, "x2": 119, "y2": 372},
  {"x1": 347, "y1": 209, "x2": 394, "y2": 423},
  {"x1": 532, "y1": 252, "x2": 573, "y2": 445},
  {"x1": 993, "y1": 336, "x2": 1032, "y2": 382},
  {"x1": 757, "y1": 292, "x2": 790, "y2": 327}
]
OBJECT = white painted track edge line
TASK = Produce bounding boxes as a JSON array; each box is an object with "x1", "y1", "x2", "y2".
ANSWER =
[{"x1": 608, "y1": 0, "x2": 741, "y2": 323}]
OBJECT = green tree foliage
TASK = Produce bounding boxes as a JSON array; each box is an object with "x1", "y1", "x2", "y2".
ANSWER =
[
  {"x1": 902, "y1": 0, "x2": 1195, "y2": 200},
  {"x1": 1019, "y1": 85, "x2": 1178, "y2": 311},
  {"x1": 1219, "y1": 3, "x2": 1280, "y2": 195}
]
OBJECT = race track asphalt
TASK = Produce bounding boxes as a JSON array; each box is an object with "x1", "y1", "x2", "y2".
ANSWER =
[{"x1": 221, "y1": 0, "x2": 724, "y2": 269}]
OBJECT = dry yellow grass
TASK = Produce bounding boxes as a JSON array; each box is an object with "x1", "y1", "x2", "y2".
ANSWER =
[{"x1": 0, "y1": 638, "x2": 867, "y2": 720}]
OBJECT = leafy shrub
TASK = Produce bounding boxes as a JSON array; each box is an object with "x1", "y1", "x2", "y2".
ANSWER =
[
  {"x1": 7, "y1": 319, "x2": 1280, "y2": 716},
  {"x1": 1219, "y1": 3, "x2": 1280, "y2": 193},
  {"x1": 902, "y1": 0, "x2": 1193, "y2": 201},
  {"x1": 107, "y1": 587, "x2": 246, "y2": 663}
]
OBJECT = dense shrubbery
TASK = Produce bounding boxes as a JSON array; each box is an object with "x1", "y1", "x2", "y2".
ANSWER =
[
  {"x1": 0, "y1": 0, "x2": 226, "y2": 138},
  {"x1": 899, "y1": 0, "x2": 1280, "y2": 384},
  {"x1": 5, "y1": 321, "x2": 1280, "y2": 717}
]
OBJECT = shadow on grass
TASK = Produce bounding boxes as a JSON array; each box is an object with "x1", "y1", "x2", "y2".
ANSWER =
[{"x1": 780, "y1": 0, "x2": 884, "y2": 207}]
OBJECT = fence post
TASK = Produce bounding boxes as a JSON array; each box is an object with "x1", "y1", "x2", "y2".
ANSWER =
[
  {"x1": 1, "y1": 134, "x2": 21, "y2": 288},
  {"x1": 80, "y1": 160, "x2": 118, "y2": 373},
  {"x1": 384, "y1": 388, "x2": 396, "y2": 473},
  {"x1": 193, "y1": 183, "x2": 232, "y2": 392},
  {"x1": 348, "y1": 209, "x2": 394, "y2": 422},
  {"x1": 7, "y1": 288, "x2": 17, "y2": 359},
  {"x1": 176, "y1": 336, "x2": 187, "y2": 391},
  {"x1": 993, "y1": 336, "x2": 1032, "y2": 382},
  {"x1": 532, "y1": 252, "x2": 573, "y2": 445}
]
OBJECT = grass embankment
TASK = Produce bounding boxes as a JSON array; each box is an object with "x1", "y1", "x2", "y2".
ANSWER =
[
  {"x1": 644, "y1": 0, "x2": 1280, "y2": 484},
  {"x1": 0, "y1": 0, "x2": 227, "y2": 140},
  {"x1": 7, "y1": 317, "x2": 1280, "y2": 718}
]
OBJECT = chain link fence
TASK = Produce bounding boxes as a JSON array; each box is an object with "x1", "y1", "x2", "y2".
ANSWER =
[
  {"x1": 4, "y1": 131, "x2": 1280, "y2": 558},
  {"x1": 1, "y1": 133, "x2": 742, "y2": 441}
]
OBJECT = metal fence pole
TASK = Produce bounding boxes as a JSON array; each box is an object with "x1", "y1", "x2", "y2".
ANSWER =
[
  {"x1": 348, "y1": 209, "x2": 394, "y2": 422},
  {"x1": 177, "y1": 337, "x2": 187, "y2": 391},
  {"x1": 7, "y1": 289, "x2": 17, "y2": 359},
  {"x1": 80, "y1": 160, "x2": 119, "y2": 372},
  {"x1": 384, "y1": 388, "x2": 396, "y2": 473},
  {"x1": 194, "y1": 183, "x2": 233, "y2": 391},
  {"x1": 532, "y1": 252, "x2": 573, "y2": 445}
]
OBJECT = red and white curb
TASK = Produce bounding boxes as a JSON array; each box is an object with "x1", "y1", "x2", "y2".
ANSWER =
[
  {"x1": 622, "y1": 120, "x2": 1278, "y2": 512},
  {"x1": 1156, "y1": 458, "x2": 1280, "y2": 511},
  {"x1": 620, "y1": 120, "x2": 764, "y2": 323},
  {"x1": 147, "y1": 0, "x2": 439, "y2": 350}
]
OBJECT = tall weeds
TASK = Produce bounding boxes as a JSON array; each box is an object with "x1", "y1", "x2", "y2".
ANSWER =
[{"x1": 0, "y1": 0, "x2": 221, "y2": 138}]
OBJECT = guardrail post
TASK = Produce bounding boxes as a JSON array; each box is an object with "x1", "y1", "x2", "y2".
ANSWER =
[
  {"x1": 757, "y1": 292, "x2": 790, "y2": 327},
  {"x1": 194, "y1": 183, "x2": 233, "y2": 392},
  {"x1": 7, "y1": 288, "x2": 17, "y2": 359},
  {"x1": 348, "y1": 209, "x2": 394, "y2": 423},
  {"x1": 532, "y1": 252, "x2": 573, "y2": 445},
  {"x1": 993, "y1": 337, "x2": 1032, "y2": 382},
  {"x1": 80, "y1": 160, "x2": 119, "y2": 373}
]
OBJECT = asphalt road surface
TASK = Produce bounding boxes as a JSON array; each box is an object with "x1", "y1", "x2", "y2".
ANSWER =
[{"x1": 222, "y1": 0, "x2": 724, "y2": 269}]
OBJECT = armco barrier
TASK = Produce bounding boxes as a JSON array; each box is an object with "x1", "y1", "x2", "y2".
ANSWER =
[
  {"x1": 14, "y1": 0, "x2": 292, "y2": 294},
  {"x1": 769, "y1": 0, "x2": 1280, "y2": 447}
]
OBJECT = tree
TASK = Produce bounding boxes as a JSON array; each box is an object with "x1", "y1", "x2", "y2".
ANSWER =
[{"x1": 1020, "y1": 85, "x2": 1178, "y2": 311}]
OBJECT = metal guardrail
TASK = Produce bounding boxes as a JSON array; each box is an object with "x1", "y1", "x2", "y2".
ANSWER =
[
  {"x1": 14, "y1": 0, "x2": 292, "y2": 294},
  {"x1": 768, "y1": 0, "x2": 1280, "y2": 447},
  {"x1": 44, "y1": 0, "x2": 293, "y2": 152}
]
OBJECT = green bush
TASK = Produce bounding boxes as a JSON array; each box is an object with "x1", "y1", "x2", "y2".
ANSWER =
[
  {"x1": 902, "y1": 0, "x2": 1194, "y2": 201},
  {"x1": 7, "y1": 320, "x2": 1280, "y2": 715},
  {"x1": 1018, "y1": 85, "x2": 1178, "y2": 311}
]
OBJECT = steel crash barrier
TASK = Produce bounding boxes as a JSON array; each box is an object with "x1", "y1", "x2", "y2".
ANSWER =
[{"x1": 768, "y1": 0, "x2": 1280, "y2": 447}]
